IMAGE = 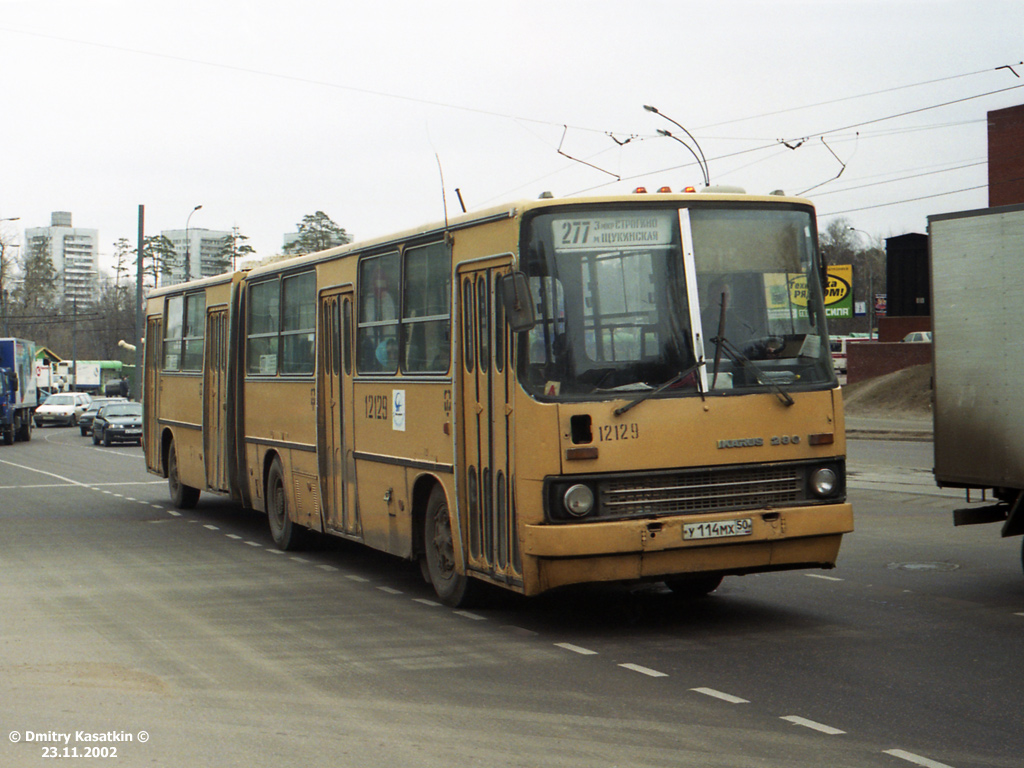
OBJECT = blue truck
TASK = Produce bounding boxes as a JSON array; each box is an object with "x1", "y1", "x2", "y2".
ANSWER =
[{"x1": 0, "y1": 337, "x2": 38, "y2": 445}]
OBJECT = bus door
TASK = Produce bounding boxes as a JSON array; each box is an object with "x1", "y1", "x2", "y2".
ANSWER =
[
  {"x1": 318, "y1": 288, "x2": 359, "y2": 536},
  {"x1": 143, "y1": 315, "x2": 161, "y2": 473},
  {"x1": 203, "y1": 308, "x2": 229, "y2": 492},
  {"x1": 457, "y1": 260, "x2": 521, "y2": 586}
]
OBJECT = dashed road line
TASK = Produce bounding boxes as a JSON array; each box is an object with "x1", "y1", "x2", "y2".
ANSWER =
[
  {"x1": 806, "y1": 573, "x2": 844, "y2": 582},
  {"x1": 883, "y1": 749, "x2": 955, "y2": 768},
  {"x1": 781, "y1": 715, "x2": 845, "y2": 735},
  {"x1": 377, "y1": 586, "x2": 403, "y2": 595},
  {"x1": 690, "y1": 687, "x2": 749, "y2": 704},
  {"x1": 414, "y1": 598, "x2": 442, "y2": 607},
  {"x1": 454, "y1": 610, "x2": 486, "y2": 621},
  {"x1": 345, "y1": 574, "x2": 370, "y2": 583},
  {"x1": 619, "y1": 663, "x2": 668, "y2": 678},
  {"x1": 555, "y1": 642, "x2": 598, "y2": 656}
]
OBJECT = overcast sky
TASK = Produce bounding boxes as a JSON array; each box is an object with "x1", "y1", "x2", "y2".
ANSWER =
[{"x1": 1, "y1": 0, "x2": 1022, "y2": 270}]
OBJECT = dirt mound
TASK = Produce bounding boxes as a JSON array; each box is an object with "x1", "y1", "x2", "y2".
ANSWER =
[{"x1": 843, "y1": 364, "x2": 932, "y2": 416}]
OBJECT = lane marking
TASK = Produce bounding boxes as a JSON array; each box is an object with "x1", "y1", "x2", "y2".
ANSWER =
[
  {"x1": 781, "y1": 715, "x2": 845, "y2": 735},
  {"x1": 265, "y1": 549, "x2": 285, "y2": 555},
  {"x1": 345, "y1": 575, "x2": 369, "y2": 583},
  {"x1": 316, "y1": 564, "x2": 338, "y2": 571},
  {"x1": 226, "y1": 534, "x2": 242, "y2": 540},
  {"x1": 290, "y1": 557, "x2": 309, "y2": 564},
  {"x1": 377, "y1": 586, "x2": 403, "y2": 595},
  {"x1": 454, "y1": 610, "x2": 486, "y2": 621},
  {"x1": 244, "y1": 541, "x2": 262, "y2": 547},
  {"x1": 806, "y1": 574, "x2": 844, "y2": 582},
  {"x1": 414, "y1": 598, "x2": 441, "y2": 607},
  {"x1": 690, "y1": 687, "x2": 749, "y2": 704},
  {"x1": 555, "y1": 642, "x2": 598, "y2": 656},
  {"x1": 619, "y1": 663, "x2": 667, "y2": 678},
  {"x1": 204, "y1": 525, "x2": 220, "y2": 531},
  {"x1": 167, "y1": 510, "x2": 181, "y2": 517},
  {"x1": 883, "y1": 749, "x2": 955, "y2": 768}
]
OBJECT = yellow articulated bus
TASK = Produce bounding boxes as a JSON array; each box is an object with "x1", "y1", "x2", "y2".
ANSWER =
[{"x1": 143, "y1": 190, "x2": 853, "y2": 606}]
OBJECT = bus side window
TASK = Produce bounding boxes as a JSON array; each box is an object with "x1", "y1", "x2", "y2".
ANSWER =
[
  {"x1": 403, "y1": 242, "x2": 450, "y2": 373},
  {"x1": 357, "y1": 253, "x2": 400, "y2": 374},
  {"x1": 280, "y1": 271, "x2": 316, "y2": 375}
]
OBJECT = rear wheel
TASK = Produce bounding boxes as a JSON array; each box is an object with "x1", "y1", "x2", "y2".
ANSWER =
[
  {"x1": 18, "y1": 416, "x2": 31, "y2": 442},
  {"x1": 266, "y1": 458, "x2": 305, "y2": 550},
  {"x1": 664, "y1": 574, "x2": 724, "y2": 598},
  {"x1": 423, "y1": 485, "x2": 483, "y2": 607},
  {"x1": 167, "y1": 439, "x2": 200, "y2": 509}
]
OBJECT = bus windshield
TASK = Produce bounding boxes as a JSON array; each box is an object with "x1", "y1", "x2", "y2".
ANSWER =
[{"x1": 519, "y1": 204, "x2": 835, "y2": 401}]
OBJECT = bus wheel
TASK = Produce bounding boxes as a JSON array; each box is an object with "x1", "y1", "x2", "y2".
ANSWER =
[
  {"x1": 664, "y1": 574, "x2": 723, "y2": 598},
  {"x1": 424, "y1": 485, "x2": 481, "y2": 607},
  {"x1": 267, "y1": 458, "x2": 305, "y2": 551},
  {"x1": 167, "y1": 440, "x2": 200, "y2": 510}
]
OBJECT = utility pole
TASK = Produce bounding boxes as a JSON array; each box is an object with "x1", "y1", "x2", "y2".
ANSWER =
[{"x1": 134, "y1": 205, "x2": 144, "y2": 402}]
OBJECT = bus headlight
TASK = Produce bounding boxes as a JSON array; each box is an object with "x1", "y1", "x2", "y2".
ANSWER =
[
  {"x1": 810, "y1": 467, "x2": 838, "y2": 498},
  {"x1": 563, "y1": 484, "x2": 595, "y2": 517}
]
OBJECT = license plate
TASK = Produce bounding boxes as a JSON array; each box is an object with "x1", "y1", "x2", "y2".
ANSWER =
[
  {"x1": 125, "y1": 429, "x2": 142, "y2": 435},
  {"x1": 683, "y1": 518, "x2": 753, "y2": 541}
]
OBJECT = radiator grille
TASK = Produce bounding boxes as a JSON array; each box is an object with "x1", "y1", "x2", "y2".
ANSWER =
[{"x1": 599, "y1": 464, "x2": 803, "y2": 517}]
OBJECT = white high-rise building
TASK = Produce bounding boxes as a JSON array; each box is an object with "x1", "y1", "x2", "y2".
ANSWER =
[
  {"x1": 161, "y1": 227, "x2": 232, "y2": 285},
  {"x1": 24, "y1": 211, "x2": 99, "y2": 308}
]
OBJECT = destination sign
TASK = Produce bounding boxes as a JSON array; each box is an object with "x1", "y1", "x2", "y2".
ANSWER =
[{"x1": 551, "y1": 212, "x2": 673, "y2": 251}]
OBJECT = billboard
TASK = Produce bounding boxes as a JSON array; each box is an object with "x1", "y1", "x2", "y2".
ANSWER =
[{"x1": 765, "y1": 265, "x2": 853, "y2": 321}]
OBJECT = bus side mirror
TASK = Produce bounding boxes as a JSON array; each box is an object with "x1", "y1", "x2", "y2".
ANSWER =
[{"x1": 499, "y1": 272, "x2": 536, "y2": 332}]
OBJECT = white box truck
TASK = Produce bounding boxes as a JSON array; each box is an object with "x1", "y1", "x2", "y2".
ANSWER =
[{"x1": 931, "y1": 203, "x2": 1024, "y2": 572}]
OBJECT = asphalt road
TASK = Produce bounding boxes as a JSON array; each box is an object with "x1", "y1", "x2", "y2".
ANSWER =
[{"x1": 1, "y1": 428, "x2": 1021, "y2": 767}]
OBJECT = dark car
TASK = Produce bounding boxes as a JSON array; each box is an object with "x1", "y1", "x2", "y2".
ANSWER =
[
  {"x1": 79, "y1": 397, "x2": 128, "y2": 436},
  {"x1": 91, "y1": 402, "x2": 143, "y2": 446}
]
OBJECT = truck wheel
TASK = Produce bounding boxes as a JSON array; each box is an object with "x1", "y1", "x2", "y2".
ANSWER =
[
  {"x1": 266, "y1": 458, "x2": 305, "y2": 550},
  {"x1": 1, "y1": 424, "x2": 13, "y2": 445},
  {"x1": 167, "y1": 440, "x2": 200, "y2": 509},
  {"x1": 17, "y1": 416, "x2": 31, "y2": 442},
  {"x1": 423, "y1": 485, "x2": 483, "y2": 607}
]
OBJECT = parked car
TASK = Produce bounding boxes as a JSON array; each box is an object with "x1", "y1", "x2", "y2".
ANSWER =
[
  {"x1": 901, "y1": 331, "x2": 933, "y2": 343},
  {"x1": 91, "y1": 402, "x2": 143, "y2": 446},
  {"x1": 34, "y1": 392, "x2": 92, "y2": 427},
  {"x1": 79, "y1": 397, "x2": 128, "y2": 436}
]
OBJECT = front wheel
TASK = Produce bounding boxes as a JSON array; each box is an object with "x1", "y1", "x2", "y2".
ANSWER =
[
  {"x1": 423, "y1": 485, "x2": 483, "y2": 607},
  {"x1": 167, "y1": 439, "x2": 200, "y2": 509},
  {"x1": 266, "y1": 458, "x2": 305, "y2": 550},
  {"x1": 664, "y1": 574, "x2": 724, "y2": 598}
]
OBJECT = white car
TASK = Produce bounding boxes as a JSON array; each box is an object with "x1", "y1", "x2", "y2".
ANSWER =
[
  {"x1": 34, "y1": 392, "x2": 92, "y2": 427},
  {"x1": 901, "y1": 331, "x2": 932, "y2": 343}
]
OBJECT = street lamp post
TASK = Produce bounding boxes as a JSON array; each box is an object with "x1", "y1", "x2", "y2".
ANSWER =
[
  {"x1": 184, "y1": 204, "x2": 202, "y2": 283},
  {"x1": 0, "y1": 217, "x2": 20, "y2": 337},
  {"x1": 848, "y1": 227, "x2": 875, "y2": 339}
]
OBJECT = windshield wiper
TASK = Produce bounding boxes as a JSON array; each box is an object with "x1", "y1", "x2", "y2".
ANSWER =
[
  {"x1": 614, "y1": 360, "x2": 705, "y2": 416},
  {"x1": 711, "y1": 335, "x2": 795, "y2": 407}
]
